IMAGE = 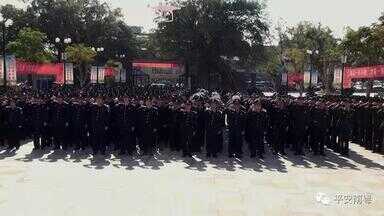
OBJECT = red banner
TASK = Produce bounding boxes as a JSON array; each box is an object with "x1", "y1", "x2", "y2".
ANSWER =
[
  {"x1": 133, "y1": 62, "x2": 180, "y2": 69},
  {"x1": 344, "y1": 65, "x2": 384, "y2": 88},
  {"x1": 16, "y1": 60, "x2": 117, "y2": 84},
  {"x1": 132, "y1": 59, "x2": 182, "y2": 69},
  {"x1": 17, "y1": 61, "x2": 64, "y2": 84},
  {"x1": 104, "y1": 67, "x2": 115, "y2": 77},
  {"x1": 288, "y1": 73, "x2": 304, "y2": 87}
]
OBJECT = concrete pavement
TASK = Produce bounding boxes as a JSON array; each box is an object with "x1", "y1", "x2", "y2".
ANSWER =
[{"x1": 0, "y1": 143, "x2": 383, "y2": 216}]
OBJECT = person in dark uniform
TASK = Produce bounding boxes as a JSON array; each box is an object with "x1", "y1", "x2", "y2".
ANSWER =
[
  {"x1": 137, "y1": 97, "x2": 159, "y2": 156},
  {"x1": 51, "y1": 96, "x2": 70, "y2": 150},
  {"x1": 339, "y1": 102, "x2": 352, "y2": 156},
  {"x1": 246, "y1": 99, "x2": 267, "y2": 158},
  {"x1": 70, "y1": 98, "x2": 87, "y2": 151},
  {"x1": 0, "y1": 99, "x2": 8, "y2": 147},
  {"x1": 169, "y1": 101, "x2": 182, "y2": 152},
  {"x1": 157, "y1": 99, "x2": 171, "y2": 151},
  {"x1": 179, "y1": 100, "x2": 197, "y2": 157},
  {"x1": 30, "y1": 98, "x2": 44, "y2": 150},
  {"x1": 192, "y1": 99, "x2": 206, "y2": 153},
  {"x1": 41, "y1": 97, "x2": 53, "y2": 149},
  {"x1": 107, "y1": 97, "x2": 119, "y2": 151},
  {"x1": 290, "y1": 100, "x2": 307, "y2": 155},
  {"x1": 309, "y1": 101, "x2": 327, "y2": 156},
  {"x1": 116, "y1": 97, "x2": 137, "y2": 155},
  {"x1": 270, "y1": 100, "x2": 288, "y2": 155},
  {"x1": 90, "y1": 97, "x2": 110, "y2": 155},
  {"x1": 5, "y1": 100, "x2": 24, "y2": 150},
  {"x1": 205, "y1": 98, "x2": 225, "y2": 158},
  {"x1": 328, "y1": 102, "x2": 339, "y2": 152},
  {"x1": 371, "y1": 103, "x2": 383, "y2": 153},
  {"x1": 226, "y1": 96, "x2": 246, "y2": 158},
  {"x1": 362, "y1": 102, "x2": 373, "y2": 151}
]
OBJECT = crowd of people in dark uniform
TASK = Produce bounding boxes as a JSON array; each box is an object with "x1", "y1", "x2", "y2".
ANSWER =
[{"x1": 0, "y1": 84, "x2": 383, "y2": 159}]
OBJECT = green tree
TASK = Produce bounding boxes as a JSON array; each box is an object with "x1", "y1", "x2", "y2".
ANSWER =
[
  {"x1": 341, "y1": 14, "x2": 384, "y2": 95},
  {"x1": 155, "y1": 0, "x2": 268, "y2": 89},
  {"x1": 279, "y1": 22, "x2": 340, "y2": 93},
  {"x1": 65, "y1": 44, "x2": 96, "y2": 86},
  {"x1": 2, "y1": 0, "x2": 139, "y2": 62},
  {"x1": 341, "y1": 26, "x2": 384, "y2": 67},
  {"x1": 7, "y1": 27, "x2": 54, "y2": 63},
  {"x1": 258, "y1": 46, "x2": 283, "y2": 88}
]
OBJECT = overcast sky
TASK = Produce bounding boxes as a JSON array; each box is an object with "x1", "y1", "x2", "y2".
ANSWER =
[{"x1": 3, "y1": 0, "x2": 384, "y2": 38}]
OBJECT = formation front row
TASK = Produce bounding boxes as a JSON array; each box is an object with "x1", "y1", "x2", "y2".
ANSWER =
[{"x1": 0, "y1": 96, "x2": 353, "y2": 158}]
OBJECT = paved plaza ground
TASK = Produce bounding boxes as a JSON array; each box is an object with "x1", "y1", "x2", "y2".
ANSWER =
[{"x1": 0, "y1": 142, "x2": 383, "y2": 216}]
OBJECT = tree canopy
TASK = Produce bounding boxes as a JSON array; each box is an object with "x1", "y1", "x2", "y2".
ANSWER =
[
  {"x1": 154, "y1": 0, "x2": 269, "y2": 89},
  {"x1": 1, "y1": 0, "x2": 139, "y2": 62},
  {"x1": 7, "y1": 27, "x2": 54, "y2": 63}
]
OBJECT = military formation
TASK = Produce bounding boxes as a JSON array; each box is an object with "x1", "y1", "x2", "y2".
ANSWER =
[{"x1": 0, "y1": 85, "x2": 383, "y2": 159}]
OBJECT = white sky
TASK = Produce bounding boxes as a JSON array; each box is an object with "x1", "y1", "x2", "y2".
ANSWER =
[{"x1": 3, "y1": 0, "x2": 384, "y2": 39}]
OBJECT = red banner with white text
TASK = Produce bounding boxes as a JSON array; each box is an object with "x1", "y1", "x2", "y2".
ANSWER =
[{"x1": 344, "y1": 65, "x2": 384, "y2": 88}]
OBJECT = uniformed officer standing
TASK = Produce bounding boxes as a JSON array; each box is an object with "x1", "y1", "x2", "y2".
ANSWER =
[
  {"x1": 246, "y1": 100, "x2": 267, "y2": 158},
  {"x1": 179, "y1": 100, "x2": 197, "y2": 157},
  {"x1": 30, "y1": 98, "x2": 44, "y2": 150},
  {"x1": 90, "y1": 97, "x2": 110, "y2": 155},
  {"x1": 290, "y1": 100, "x2": 307, "y2": 155},
  {"x1": 51, "y1": 97, "x2": 70, "y2": 150},
  {"x1": 137, "y1": 98, "x2": 159, "y2": 156},
  {"x1": 41, "y1": 97, "x2": 52, "y2": 149},
  {"x1": 205, "y1": 98, "x2": 225, "y2": 158},
  {"x1": 5, "y1": 100, "x2": 24, "y2": 150},
  {"x1": 0, "y1": 100, "x2": 8, "y2": 147},
  {"x1": 169, "y1": 102, "x2": 182, "y2": 152},
  {"x1": 116, "y1": 97, "x2": 137, "y2": 155},
  {"x1": 270, "y1": 100, "x2": 288, "y2": 155},
  {"x1": 70, "y1": 98, "x2": 87, "y2": 151},
  {"x1": 339, "y1": 103, "x2": 352, "y2": 156},
  {"x1": 226, "y1": 96, "x2": 246, "y2": 158},
  {"x1": 309, "y1": 102, "x2": 327, "y2": 156},
  {"x1": 192, "y1": 100, "x2": 206, "y2": 153}
]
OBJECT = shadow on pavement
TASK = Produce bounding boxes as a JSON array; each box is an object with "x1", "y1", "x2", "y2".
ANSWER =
[{"x1": 2, "y1": 142, "x2": 384, "y2": 172}]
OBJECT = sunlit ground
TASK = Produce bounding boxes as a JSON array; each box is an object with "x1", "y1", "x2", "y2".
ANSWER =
[{"x1": 0, "y1": 142, "x2": 383, "y2": 216}]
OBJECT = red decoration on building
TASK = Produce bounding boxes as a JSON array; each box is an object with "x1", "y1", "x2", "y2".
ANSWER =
[
  {"x1": 16, "y1": 60, "x2": 116, "y2": 84},
  {"x1": 288, "y1": 73, "x2": 304, "y2": 86},
  {"x1": 17, "y1": 61, "x2": 64, "y2": 83},
  {"x1": 132, "y1": 59, "x2": 182, "y2": 69},
  {"x1": 343, "y1": 65, "x2": 384, "y2": 89}
]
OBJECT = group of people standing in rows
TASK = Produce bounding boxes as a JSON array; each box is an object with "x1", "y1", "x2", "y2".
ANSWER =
[{"x1": 0, "y1": 86, "x2": 383, "y2": 159}]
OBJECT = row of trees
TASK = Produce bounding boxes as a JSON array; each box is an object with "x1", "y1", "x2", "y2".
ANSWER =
[
  {"x1": 1, "y1": 0, "x2": 141, "y2": 85},
  {"x1": 1, "y1": 0, "x2": 383, "y2": 90},
  {"x1": 262, "y1": 15, "x2": 384, "y2": 93}
]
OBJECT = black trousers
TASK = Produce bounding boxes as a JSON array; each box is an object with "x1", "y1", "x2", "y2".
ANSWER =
[
  {"x1": 8, "y1": 130, "x2": 20, "y2": 149},
  {"x1": 310, "y1": 129, "x2": 325, "y2": 155},
  {"x1": 92, "y1": 131, "x2": 106, "y2": 154},
  {"x1": 33, "y1": 133, "x2": 41, "y2": 149},
  {"x1": 249, "y1": 133, "x2": 264, "y2": 157},
  {"x1": 273, "y1": 127, "x2": 286, "y2": 154},
  {"x1": 206, "y1": 130, "x2": 223, "y2": 156},
  {"x1": 293, "y1": 130, "x2": 305, "y2": 155},
  {"x1": 140, "y1": 129, "x2": 156, "y2": 155},
  {"x1": 228, "y1": 129, "x2": 243, "y2": 156},
  {"x1": 41, "y1": 126, "x2": 52, "y2": 149},
  {"x1": 182, "y1": 133, "x2": 194, "y2": 157},
  {"x1": 120, "y1": 131, "x2": 136, "y2": 154}
]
